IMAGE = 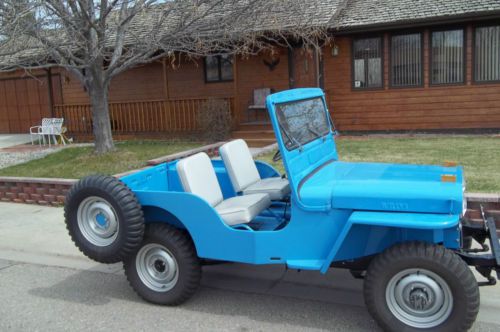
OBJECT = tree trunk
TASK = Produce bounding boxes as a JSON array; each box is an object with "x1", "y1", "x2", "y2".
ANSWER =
[{"x1": 88, "y1": 81, "x2": 115, "y2": 154}]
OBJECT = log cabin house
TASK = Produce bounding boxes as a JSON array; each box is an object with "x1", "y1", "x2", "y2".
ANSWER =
[{"x1": 1, "y1": 0, "x2": 500, "y2": 146}]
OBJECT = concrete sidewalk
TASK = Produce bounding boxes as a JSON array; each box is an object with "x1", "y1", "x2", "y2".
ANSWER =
[
  {"x1": 0, "y1": 134, "x2": 32, "y2": 149},
  {"x1": 1, "y1": 202, "x2": 500, "y2": 331}
]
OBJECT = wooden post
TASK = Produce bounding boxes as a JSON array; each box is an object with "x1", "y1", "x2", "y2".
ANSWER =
[
  {"x1": 162, "y1": 58, "x2": 170, "y2": 100},
  {"x1": 46, "y1": 68, "x2": 55, "y2": 117},
  {"x1": 232, "y1": 56, "x2": 239, "y2": 128}
]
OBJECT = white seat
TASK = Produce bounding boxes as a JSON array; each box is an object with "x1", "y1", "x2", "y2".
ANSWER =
[
  {"x1": 215, "y1": 194, "x2": 270, "y2": 226},
  {"x1": 243, "y1": 177, "x2": 290, "y2": 199},
  {"x1": 176, "y1": 152, "x2": 271, "y2": 226},
  {"x1": 219, "y1": 139, "x2": 290, "y2": 200}
]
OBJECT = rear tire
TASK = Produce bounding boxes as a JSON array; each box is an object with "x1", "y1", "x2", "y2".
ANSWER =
[
  {"x1": 364, "y1": 241, "x2": 479, "y2": 332},
  {"x1": 124, "y1": 223, "x2": 201, "y2": 305},
  {"x1": 64, "y1": 175, "x2": 145, "y2": 263}
]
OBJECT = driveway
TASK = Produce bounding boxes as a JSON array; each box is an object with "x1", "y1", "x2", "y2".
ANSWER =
[
  {"x1": 0, "y1": 134, "x2": 32, "y2": 149},
  {"x1": 1, "y1": 202, "x2": 499, "y2": 331}
]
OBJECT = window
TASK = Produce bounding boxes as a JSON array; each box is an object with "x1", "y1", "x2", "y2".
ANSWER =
[
  {"x1": 391, "y1": 33, "x2": 422, "y2": 87},
  {"x1": 352, "y1": 37, "x2": 383, "y2": 89},
  {"x1": 431, "y1": 29, "x2": 464, "y2": 84},
  {"x1": 204, "y1": 55, "x2": 233, "y2": 82},
  {"x1": 474, "y1": 25, "x2": 500, "y2": 82},
  {"x1": 276, "y1": 97, "x2": 329, "y2": 150}
]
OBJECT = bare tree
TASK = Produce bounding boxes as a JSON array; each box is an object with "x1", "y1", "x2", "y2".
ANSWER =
[{"x1": 0, "y1": 0, "x2": 326, "y2": 153}]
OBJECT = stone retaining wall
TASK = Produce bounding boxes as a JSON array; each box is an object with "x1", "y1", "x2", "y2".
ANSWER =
[{"x1": 0, "y1": 177, "x2": 77, "y2": 206}]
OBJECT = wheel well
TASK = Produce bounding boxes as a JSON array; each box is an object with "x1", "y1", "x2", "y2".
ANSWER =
[
  {"x1": 141, "y1": 206, "x2": 197, "y2": 251},
  {"x1": 142, "y1": 206, "x2": 185, "y2": 228}
]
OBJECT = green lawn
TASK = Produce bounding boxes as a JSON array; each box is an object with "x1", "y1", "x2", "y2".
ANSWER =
[
  {"x1": 259, "y1": 136, "x2": 500, "y2": 193},
  {"x1": 0, "y1": 141, "x2": 199, "y2": 179},
  {"x1": 1, "y1": 136, "x2": 499, "y2": 192}
]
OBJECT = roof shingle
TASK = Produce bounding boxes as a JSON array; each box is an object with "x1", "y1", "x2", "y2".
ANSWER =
[{"x1": 332, "y1": 0, "x2": 500, "y2": 30}]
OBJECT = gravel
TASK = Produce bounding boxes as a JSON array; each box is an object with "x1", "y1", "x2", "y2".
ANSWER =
[
  {"x1": 0, "y1": 143, "x2": 95, "y2": 171},
  {"x1": 0, "y1": 149, "x2": 57, "y2": 170}
]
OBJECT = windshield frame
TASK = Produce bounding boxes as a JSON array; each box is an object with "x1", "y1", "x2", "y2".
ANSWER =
[{"x1": 275, "y1": 96, "x2": 331, "y2": 151}]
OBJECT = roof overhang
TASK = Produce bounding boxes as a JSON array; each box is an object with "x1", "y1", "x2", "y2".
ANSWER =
[{"x1": 329, "y1": 10, "x2": 500, "y2": 35}]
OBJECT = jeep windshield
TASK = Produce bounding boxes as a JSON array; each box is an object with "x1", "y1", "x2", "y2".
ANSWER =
[{"x1": 275, "y1": 97, "x2": 330, "y2": 150}]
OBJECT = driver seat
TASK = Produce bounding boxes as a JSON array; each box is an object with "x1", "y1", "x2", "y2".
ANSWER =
[
  {"x1": 176, "y1": 152, "x2": 271, "y2": 226},
  {"x1": 219, "y1": 139, "x2": 290, "y2": 200}
]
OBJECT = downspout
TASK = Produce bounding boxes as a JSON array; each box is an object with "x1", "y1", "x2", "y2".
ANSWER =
[{"x1": 46, "y1": 68, "x2": 55, "y2": 117}]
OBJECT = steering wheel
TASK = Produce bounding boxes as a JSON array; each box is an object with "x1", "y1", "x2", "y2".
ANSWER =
[{"x1": 272, "y1": 150, "x2": 282, "y2": 162}]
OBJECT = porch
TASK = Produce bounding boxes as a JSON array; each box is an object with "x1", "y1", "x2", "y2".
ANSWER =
[{"x1": 54, "y1": 97, "x2": 277, "y2": 146}]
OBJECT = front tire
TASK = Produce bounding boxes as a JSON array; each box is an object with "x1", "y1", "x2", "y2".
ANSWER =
[
  {"x1": 124, "y1": 223, "x2": 201, "y2": 305},
  {"x1": 364, "y1": 241, "x2": 479, "y2": 332},
  {"x1": 64, "y1": 175, "x2": 145, "y2": 263}
]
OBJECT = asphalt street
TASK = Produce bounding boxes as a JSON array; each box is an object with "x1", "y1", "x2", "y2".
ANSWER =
[{"x1": 1, "y1": 202, "x2": 500, "y2": 331}]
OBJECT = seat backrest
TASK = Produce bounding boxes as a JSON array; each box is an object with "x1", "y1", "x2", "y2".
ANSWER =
[
  {"x1": 51, "y1": 118, "x2": 64, "y2": 134},
  {"x1": 219, "y1": 139, "x2": 261, "y2": 192},
  {"x1": 41, "y1": 118, "x2": 52, "y2": 126},
  {"x1": 252, "y1": 88, "x2": 271, "y2": 106},
  {"x1": 176, "y1": 152, "x2": 224, "y2": 207},
  {"x1": 40, "y1": 118, "x2": 53, "y2": 134},
  {"x1": 39, "y1": 118, "x2": 64, "y2": 135}
]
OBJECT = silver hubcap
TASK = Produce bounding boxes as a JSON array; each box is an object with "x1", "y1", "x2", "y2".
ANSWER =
[
  {"x1": 77, "y1": 196, "x2": 119, "y2": 246},
  {"x1": 386, "y1": 268, "x2": 453, "y2": 328},
  {"x1": 136, "y1": 244, "x2": 179, "y2": 292}
]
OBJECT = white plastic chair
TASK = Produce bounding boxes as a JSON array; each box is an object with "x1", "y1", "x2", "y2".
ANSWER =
[
  {"x1": 30, "y1": 118, "x2": 67, "y2": 147},
  {"x1": 30, "y1": 118, "x2": 51, "y2": 146},
  {"x1": 247, "y1": 88, "x2": 271, "y2": 121},
  {"x1": 51, "y1": 118, "x2": 66, "y2": 146}
]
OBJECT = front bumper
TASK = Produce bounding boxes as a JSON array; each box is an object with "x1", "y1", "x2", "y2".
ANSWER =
[{"x1": 459, "y1": 211, "x2": 500, "y2": 286}]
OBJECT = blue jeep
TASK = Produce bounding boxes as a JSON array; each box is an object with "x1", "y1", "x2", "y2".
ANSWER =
[{"x1": 64, "y1": 88, "x2": 500, "y2": 331}]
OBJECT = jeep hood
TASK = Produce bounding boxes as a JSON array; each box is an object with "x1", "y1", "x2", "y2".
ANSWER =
[{"x1": 298, "y1": 161, "x2": 464, "y2": 214}]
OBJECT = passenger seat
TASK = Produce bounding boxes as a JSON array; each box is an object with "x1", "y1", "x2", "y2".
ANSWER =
[
  {"x1": 176, "y1": 152, "x2": 271, "y2": 226},
  {"x1": 219, "y1": 139, "x2": 290, "y2": 200}
]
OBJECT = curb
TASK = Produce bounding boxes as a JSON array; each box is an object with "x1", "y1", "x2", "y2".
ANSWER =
[
  {"x1": 251, "y1": 142, "x2": 278, "y2": 158},
  {"x1": 465, "y1": 193, "x2": 500, "y2": 203}
]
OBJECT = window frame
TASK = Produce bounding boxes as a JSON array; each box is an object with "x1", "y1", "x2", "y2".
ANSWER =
[
  {"x1": 351, "y1": 35, "x2": 385, "y2": 91},
  {"x1": 203, "y1": 55, "x2": 234, "y2": 83},
  {"x1": 389, "y1": 30, "x2": 424, "y2": 89},
  {"x1": 429, "y1": 26, "x2": 466, "y2": 87},
  {"x1": 472, "y1": 22, "x2": 500, "y2": 84}
]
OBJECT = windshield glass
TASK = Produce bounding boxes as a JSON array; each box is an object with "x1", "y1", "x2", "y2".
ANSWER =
[{"x1": 275, "y1": 97, "x2": 330, "y2": 150}]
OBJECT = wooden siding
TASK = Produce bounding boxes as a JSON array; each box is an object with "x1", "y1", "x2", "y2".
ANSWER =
[
  {"x1": 0, "y1": 71, "x2": 62, "y2": 133},
  {"x1": 324, "y1": 25, "x2": 500, "y2": 131},
  {"x1": 62, "y1": 62, "x2": 165, "y2": 104},
  {"x1": 166, "y1": 58, "x2": 233, "y2": 99}
]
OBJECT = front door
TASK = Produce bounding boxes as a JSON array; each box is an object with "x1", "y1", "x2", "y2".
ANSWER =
[{"x1": 290, "y1": 48, "x2": 320, "y2": 88}]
